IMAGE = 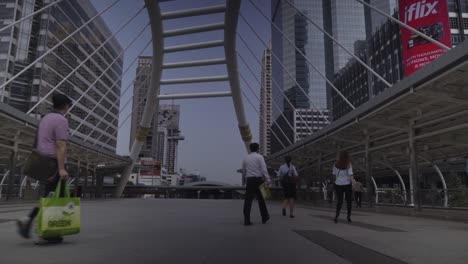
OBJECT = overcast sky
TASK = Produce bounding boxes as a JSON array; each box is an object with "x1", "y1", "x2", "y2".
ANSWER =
[{"x1": 90, "y1": 0, "x2": 272, "y2": 184}]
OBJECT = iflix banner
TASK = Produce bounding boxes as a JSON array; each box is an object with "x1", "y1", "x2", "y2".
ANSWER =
[{"x1": 399, "y1": 0, "x2": 452, "y2": 76}]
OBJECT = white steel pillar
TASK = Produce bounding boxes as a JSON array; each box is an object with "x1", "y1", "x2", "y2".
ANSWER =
[
  {"x1": 371, "y1": 177, "x2": 379, "y2": 204},
  {"x1": 419, "y1": 155, "x2": 449, "y2": 208},
  {"x1": 377, "y1": 161, "x2": 407, "y2": 204},
  {"x1": 317, "y1": 152, "x2": 323, "y2": 200},
  {"x1": 6, "y1": 132, "x2": 20, "y2": 200},
  {"x1": 365, "y1": 134, "x2": 374, "y2": 207},
  {"x1": 409, "y1": 168, "x2": 415, "y2": 206},
  {"x1": 432, "y1": 164, "x2": 448, "y2": 207},
  {"x1": 409, "y1": 121, "x2": 422, "y2": 210},
  {"x1": 114, "y1": 0, "x2": 164, "y2": 197},
  {"x1": 225, "y1": 0, "x2": 252, "y2": 151}
]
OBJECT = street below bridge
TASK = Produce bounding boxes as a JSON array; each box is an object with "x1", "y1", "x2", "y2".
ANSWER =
[{"x1": 0, "y1": 199, "x2": 467, "y2": 264}]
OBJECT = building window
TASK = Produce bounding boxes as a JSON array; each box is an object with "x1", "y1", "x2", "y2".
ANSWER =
[
  {"x1": 452, "y1": 34, "x2": 461, "y2": 45},
  {"x1": 463, "y1": 18, "x2": 468, "y2": 30},
  {"x1": 450, "y1": 17, "x2": 459, "y2": 29}
]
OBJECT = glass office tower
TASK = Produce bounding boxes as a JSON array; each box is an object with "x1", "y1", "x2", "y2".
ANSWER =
[{"x1": 0, "y1": 0, "x2": 123, "y2": 151}]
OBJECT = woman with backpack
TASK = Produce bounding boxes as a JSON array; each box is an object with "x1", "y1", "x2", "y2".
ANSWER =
[
  {"x1": 277, "y1": 156, "x2": 299, "y2": 218},
  {"x1": 333, "y1": 151, "x2": 355, "y2": 223}
]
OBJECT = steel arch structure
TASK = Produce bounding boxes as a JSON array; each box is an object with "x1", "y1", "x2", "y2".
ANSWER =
[{"x1": 114, "y1": 0, "x2": 252, "y2": 197}]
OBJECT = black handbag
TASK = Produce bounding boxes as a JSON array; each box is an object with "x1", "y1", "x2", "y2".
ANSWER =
[{"x1": 24, "y1": 130, "x2": 58, "y2": 183}]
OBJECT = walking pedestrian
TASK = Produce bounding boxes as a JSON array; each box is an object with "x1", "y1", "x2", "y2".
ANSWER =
[
  {"x1": 277, "y1": 156, "x2": 298, "y2": 218},
  {"x1": 242, "y1": 143, "x2": 271, "y2": 226},
  {"x1": 333, "y1": 151, "x2": 355, "y2": 223},
  {"x1": 353, "y1": 177, "x2": 363, "y2": 208},
  {"x1": 17, "y1": 93, "x2": 72, "y2": 244}
]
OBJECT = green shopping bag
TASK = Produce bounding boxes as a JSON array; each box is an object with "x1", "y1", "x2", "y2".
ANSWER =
[
  {"x1": 260, "y1": 183, "x2": 271, "y2": 200},
  {"x1": 37, "y1": 181, "x2": 81, "y2": 238}
]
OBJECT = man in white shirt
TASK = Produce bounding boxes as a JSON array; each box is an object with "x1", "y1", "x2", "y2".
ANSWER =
[{"x1": 242, "y1": 143, "x2": 271, "y2": 226}]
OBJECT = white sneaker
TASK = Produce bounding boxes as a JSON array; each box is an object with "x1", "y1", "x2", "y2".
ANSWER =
[
  {"x1": 34, "y1": 237, "x2": 48, "y2": 245},
  {"x1": 34, "y1": 237, "x2": 64, "y2": 245}
]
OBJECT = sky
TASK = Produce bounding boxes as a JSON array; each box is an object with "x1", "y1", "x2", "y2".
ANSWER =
[{"x1": 89, "y1": 0, "x2": 272, "y2": 185}]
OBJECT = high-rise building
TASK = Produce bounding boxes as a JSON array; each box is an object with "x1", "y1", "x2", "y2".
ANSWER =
[
  {"x1": 332, "y1": 1, "x2": 468, "y2": 120},
  {"x1": 131, "y1": 57, "x2": 153, "y2": 158},
  {"x1": 294, "y1": 109, "x2": 330, "y2": 137},
  {"x1": 131, "y1": 57, "x2": 183, "y2": 174},
  {"x1": 0, "y1": 0, "x2": 123, "y2": 151},
  {"x1": 328, "y1": 0, "x2": 367, "y2": 73},
  {"x1": 259, "y1": 42, "x2": 272, "y2": 156},
  {"x1": 323, "y1": 0, "x2": 368, "y2": 121},
  {"x1": 369, "y1": 0, "x2": 397, "y2": 33},
  {"x1": 447, "y1": 0, "x2": 468, "y2": 45},
  {"x1": 160, "y1": 105, "x2": 183, "y2": 175},
  {"x1": 270, "y1": 0, "x2": 367, "y2": 153},
  {"x1": 271, "y1": 0, "x2": 328, "y2": 153},
  {"x1": 332, "y1": 12, "x2": 404, "y2": 120},
  {"x1": 271, "y1": 0, "x2": 326, "y2": 117}
]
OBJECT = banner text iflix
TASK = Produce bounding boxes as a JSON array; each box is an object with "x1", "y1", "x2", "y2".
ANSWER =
[{"x1": 399, "y1": 0, "x2": 452, "y2": 76}]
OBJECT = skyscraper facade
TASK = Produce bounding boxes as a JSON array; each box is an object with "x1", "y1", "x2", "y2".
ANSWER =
[
  {"x1": 131, "y1": 57, "x2": 153, "y2": 158},
  {"x1": 259, "y1": 43, "x2": 272, "y2": 156},
  {"x1": 270, "y1": 0, "x2": 367, "y2": 153},
  {"x1": 329, "y1": 0, "x2": 367, "y2": 73},
  {"x1": 323, "y1": 0, "x2": 367, "y2": 121},
  {"x1": 131, "y1": 57, "x2": 183, "y2": 174},
  {"x1": 271, "y1": 0, "x2": 327, "y2": 117},
  {"x1": 369, "y1": 0, "x2": 397, "y2": 33},
  {"x1": 0, "y1": 0, "x2": 123, "y2": 151},
  {"x1": 271, "y1": 0, "x2": 328, "y2": 153},
  {"x1": 160, "y1": 104, "x2": 183, "y2": 175}
]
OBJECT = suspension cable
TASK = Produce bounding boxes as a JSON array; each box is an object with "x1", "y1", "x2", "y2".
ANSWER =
[
  {"x1": 68, "y1": 10, "x2": 148, "y2": 115},
  {"x1": 94, "y1": 64, "x2": 153, "y2": 146},
  {"x1": 237, "y1": 53, "x2": 296, "y2": 142},
  {"x1": 51, "y1": 13, "x2": 123, "y2": 89},
  {"x1": 31, "y1": 55, "x2": 117, "y2": 132},
  {"x1": 84, "y1": 38, "x2": 151, "y2": 141},
  {"x1": 236, "y1": 19, "x2": 331, "y2": 124},
  {"x1": 280, "y1": 0, "x2": 392, "y2": 88},
  {"x1": 238, "y1": 71, "x2": 293, "y2": 146},
  {"x1": 100, "y1": 92, "x2": 147, "y2": 147},
  {"x1": 244, "y1": 1, "x2": 357, "y2": 109},
  {"x1": 71, "y1": 38, "x2": 152, "y2": 136},
  {"x1": 27, "y1": 1, "x2": 134, "y2": 115},
  {"x1": 237, "y1": 34, "x2": 313, "y2": 135},
  {"x1": 240, "y1": 84, "x2": 287, "y2": 150},
  {"x1": 0, "y1": 0, "x2": 121, "y2": 112}
]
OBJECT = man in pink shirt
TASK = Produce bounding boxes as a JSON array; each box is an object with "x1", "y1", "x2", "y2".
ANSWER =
[{"x1": 17, "y1": 93, "x2": 71, "y2": 244}]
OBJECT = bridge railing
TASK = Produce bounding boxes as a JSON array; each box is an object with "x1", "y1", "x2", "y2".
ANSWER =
[
  {"x1": 370, "y1": 188, "x2": 468, "y2": 209},
  {"x1": 4, "y1": 181, "x2": 468, "y2": 210}
]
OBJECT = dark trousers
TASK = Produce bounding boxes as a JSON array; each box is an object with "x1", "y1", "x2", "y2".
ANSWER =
[
  {"x1": 335, "y1": 184, "x2": 352, "y2": 218},
  {"x1": 243, "y1": 177, "x2": 269, "y2": 222},
  {"x1": 327, "y1": 190, "x2": 334, "y2": 203},
  {"x1": 354, "y1": 191, "x2": 362, "y2": 208}
]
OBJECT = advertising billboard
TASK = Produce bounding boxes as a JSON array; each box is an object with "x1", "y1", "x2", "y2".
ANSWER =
[
  {"x1": 399, "y1": 0, "x2": 452, "y2": 76},
  {"x1": 140, "y1": 160, "x2": 161, "y2": 176}
]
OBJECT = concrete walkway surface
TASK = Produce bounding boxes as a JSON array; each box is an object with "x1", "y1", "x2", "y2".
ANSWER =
[{"x1": 0, "y1": 199, "x2": 467, "y2": 264}]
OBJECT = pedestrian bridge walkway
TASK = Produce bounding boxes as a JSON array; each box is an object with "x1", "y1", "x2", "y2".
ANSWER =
[{"x1": 0, "y1": 199, "x2": 467, "y2": 264}]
